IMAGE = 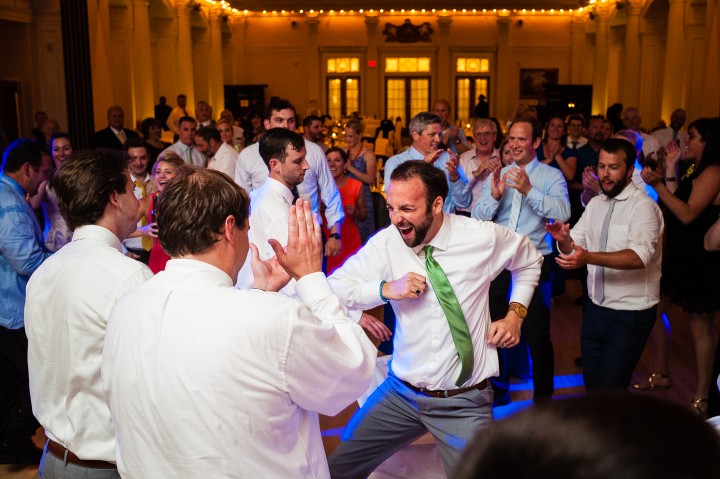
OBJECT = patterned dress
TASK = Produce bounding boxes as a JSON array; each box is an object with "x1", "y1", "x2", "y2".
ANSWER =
[{"x1": 346, "y1": 150, "x2": 376, "y2": 243}]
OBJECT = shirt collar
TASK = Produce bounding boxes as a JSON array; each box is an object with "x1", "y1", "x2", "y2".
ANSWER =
[
  {"x1": 523, "y1": 157, "x2": 540, "y2": 175},
  {"x1": 110, "y1": 126, "x2": 122, "y2": 135},
  {"x1": 412, "y1": 213, "x2": 451, "y2": 255},
  {"x1": 72, "y1": 224, "x2": 123, "y2": 252},
  {"x1": 164, "y1": 258, "x2": 235, "y2": 287},
  {"x1": 130, "y1": 173, "x2": 151, "y2": 184},
  {"x1": 266, "y1": 177, "x2": 295, "y2": 206},
  {"x1": 0, "y1": 173, "x2": 26, "y2": 196}
]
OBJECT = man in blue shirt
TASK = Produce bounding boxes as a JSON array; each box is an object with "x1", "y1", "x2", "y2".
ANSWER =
[
  {"x1": 0, "y1": 139, "x2": 52, "y2": 463},
  {"x1": 384, "y1": 112, "x2": 473, "y2": 213},
  {"x1": 474, "y1": 116, "x2": 570, "y2": 402}
]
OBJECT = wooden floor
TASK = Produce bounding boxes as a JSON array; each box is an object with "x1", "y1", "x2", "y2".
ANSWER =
[{"x1": 2, "y1": 279, "x2": 714, "y2": 479}]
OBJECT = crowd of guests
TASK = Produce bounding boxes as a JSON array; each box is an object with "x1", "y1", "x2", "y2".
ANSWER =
[{"x1": 1, "y1": 94, "x2": 720, "y2": 478}]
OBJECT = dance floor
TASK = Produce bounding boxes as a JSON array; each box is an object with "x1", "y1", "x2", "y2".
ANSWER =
[{"x1": 2, "y1": 280, "x2": 711, "y2": 479}]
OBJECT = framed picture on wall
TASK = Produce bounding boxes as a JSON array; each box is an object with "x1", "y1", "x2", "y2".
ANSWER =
[{"x1": 519, "y1": 69, "x2": 559, "y2": 99}]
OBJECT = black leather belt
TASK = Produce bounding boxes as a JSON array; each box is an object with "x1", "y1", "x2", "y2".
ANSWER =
[{"x1": 401, "y1": 378, "x2": 488, "y2": 398}]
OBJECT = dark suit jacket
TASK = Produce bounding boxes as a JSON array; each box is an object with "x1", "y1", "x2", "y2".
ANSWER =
[{"x1": 89, "y1": 127, "x2": 139, "y2": 150}]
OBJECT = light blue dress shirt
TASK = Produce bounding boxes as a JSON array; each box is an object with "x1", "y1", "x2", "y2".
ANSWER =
[
  {"x1": 473, "y1": 158, "x2": 571, "y2": 256},
  {"x1": 0, "y1": 173, "x2": 52, "y2": 329},
  {"x1": 384, "y1": 146, "x2": 473, "y2": 213}
]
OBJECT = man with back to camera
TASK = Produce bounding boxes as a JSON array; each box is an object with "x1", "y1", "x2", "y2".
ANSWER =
[
  {"x1": 25, "y1": 149, "x2": 153, "y2": 478},
  {"x1": 474, "y1": 116, "x2": 571, "y2": 403},
  {"x1": 383, "y1": 111, "x2": 473, "y2": 214},
  {"x1": 327, "y1": 161, "x2": 542, "y2": 477},
  {"x1": 234, "y1": 98, "x2": 344, "y2": 258},
  {"x1": 101, "y1": 169, "x2": 376, "y2": 478},
  {"x1": 546, "y1": 138, "x2": 663, "y2": 391}
]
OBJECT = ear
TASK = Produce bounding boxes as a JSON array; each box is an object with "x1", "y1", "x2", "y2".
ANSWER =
[
  {"x1": 222, "y1": 214, "x2": 236, "y2": 243},
  {"x1": 268, "y1": 158, "x2": 281, "y2": 174},
  {"x1": 411, "y1": 130, "x2": 420, "y2": 142},
  {"x1": 20, "y1": 162, "x2": 32, "y2": 179},
  {"x1": 532, "y1": 136, "x2": 542, "y2": 150},
  {"x1": 263, "y1": 119, "x2": 272, "y2": 130},
  {"x1": 431, "y1": 195, "x2": 444, "y2": 215}
]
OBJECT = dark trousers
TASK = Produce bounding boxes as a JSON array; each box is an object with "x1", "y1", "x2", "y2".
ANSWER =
[
  {"x1": 488, "y1": 258, "x2": 554, "y2": 401},
  {"x1": 581, "y1": 302, "x2": 656, "y2": 392},
  {"x1": 0, "y1": 327, "x2": 40, "y2": 461}
]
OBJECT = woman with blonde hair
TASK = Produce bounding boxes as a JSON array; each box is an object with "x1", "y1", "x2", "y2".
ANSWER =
[{"x1": 344, "y1": 118, "x2": 376, "y2": 242}]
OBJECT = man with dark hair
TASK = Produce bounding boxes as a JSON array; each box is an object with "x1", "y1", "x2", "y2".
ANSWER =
[
  {"x1": 162, "y1": 116, "x2": 205, "y2": 167},
  {"x1": 474, "y1": 116, "x2": 570, "y2": 403},
  {"x1": 0, "y1": 139, "x2": 52, "y2": 464},
  {"x1": 546, "y1": 138, "x2": 663, "y2": 391},
  {"x1": 327, "y1": 161, "x2": 542, "y2": 478},
  {"x1": 234, "y1": 98, "x2": 344, "y2": 258},
  {"x1": 302, "y1": 114, "x2": 327, "y2": 152},
  {"x1": 89, "y1": 106, "x2": 140, "y2": 150},
  {"x1": 195, "y1": 126, "x2": 236, "y2": 178},
  {"x1": 24, "y1": 148, "x2": 152, "y2": 478},
  {"x1": 566, "y1": 114, "x2": 587, "y2": 150},
  {"x1": 154, "y1": 96, "x2": 172, "y2": 131},
  {"x1": 383, "y1": 111, "x2": 472, "y2": 214},
  {"x1": 121, "y1": 138, "x2": 155, "y2": 264},
  {"x1": 455, "y1": 393, "x2": 720, "y2": 479},
  {"x1": 101, "y1": 170, "x2": 375, "y2": 478},
  {"x1": 237, "y1": 128, "x2": 308, "y2": 295}
]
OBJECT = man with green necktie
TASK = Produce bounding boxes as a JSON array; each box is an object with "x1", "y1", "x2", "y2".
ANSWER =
[{"x1": 327, "y1": 161, "x2": 542, "y2": 478}]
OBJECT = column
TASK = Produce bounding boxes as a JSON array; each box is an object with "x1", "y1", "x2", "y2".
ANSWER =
[
  {"x1": 132, "y1": 0, "x2": 155, "y2": 123},
  {"x1": 700, "y1": 0, "x2": 720, "y2": 116},
  {"x1": 61, "y1": 0, "x2": 94, "y2": 147},
  {"x1": 569, "y1": 15, "x2": 588, "y2": 84},
  {"x1": 364, "y1": 13, "x2": 380, "y2": 119},
  {"x1": 591, "y1": 5, "x2": 612, "y2": 115},
  {"x1": 495, "y1": 15, "x2": 513, "y2": 122},
  {"x1": 207, "y1": 7, "x2": 225, "y2": 114},
  {"x1": 305, "y1": 15, "x2": 321, "y2": 115},
  {"x1": 228, "y1": 16, "x2": 247, "y2": 84},
  {"x1": 660, "y1": 0, "x2": 686, "y2": 121},
  {"x1": 436, "y1": 13, "x2": 452, "y2": 106},
  {"x1": 175, "y1": 0, "x2": 195, "y2": 107},
  {"x1": 622, "y1": 0, "x2": 643, "y2": 107}
]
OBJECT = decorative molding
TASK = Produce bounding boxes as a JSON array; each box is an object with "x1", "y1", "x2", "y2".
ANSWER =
[{"x1": 382, "y1": 18, "x2": 433, "y2": 42}]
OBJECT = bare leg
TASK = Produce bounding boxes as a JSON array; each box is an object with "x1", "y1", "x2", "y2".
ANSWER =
[{"x1": 687, "y1": 311, "x2": 717, "y2": 402}]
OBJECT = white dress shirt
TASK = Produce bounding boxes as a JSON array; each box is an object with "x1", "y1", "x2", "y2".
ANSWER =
[
  {"x1": 208, "y1": 141, "x2": 237, "y2": 179},
  {"x1": 569, "y1": 182, "x2": 664, "y2": 310},
  {"x1": 102, "y1": 259, "x2": 375, "y2": 479},
  {"x1": 457, "y1": 147, "x2": 499, "y2": 213},
  {"x1": 233, "y1": 140, "x2": 344, "y2": 227},
  {"x1": 640, "y1": 132, "x2": 661, "y2": 158},
  {"x1": 163, "y1": 141, "x2": 206, "y2": 168},
  {"x1": 236, "y1": 178, "x2": 294, "y2": 294},
  {"x1": 25, "y1": 225, "x2": 153, "y2": 461},
  {"x1": 652, "y1": 127, "x2": 687, "y2": 151},
  {"x1": 328, "y1": 214, "x2": 542, "y2": 390}
]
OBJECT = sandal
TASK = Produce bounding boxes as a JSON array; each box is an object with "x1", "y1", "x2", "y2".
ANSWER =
[
  {"x1": 632, "y1": 373, "x2": 671, "y2": 391},
  {"x1": 691, "y1": 398, "x2": 708, "y2": 419}
]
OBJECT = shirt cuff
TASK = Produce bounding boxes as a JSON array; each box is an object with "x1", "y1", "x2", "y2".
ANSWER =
[{"x1": 295, "y1": 272, "x2": 335, "y2": 305}]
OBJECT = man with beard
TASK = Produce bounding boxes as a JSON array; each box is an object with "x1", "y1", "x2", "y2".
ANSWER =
[
  {"x1": 302, "y1": 115, "x2": 328, "y2": 153},
  {"x1": 546, "y1": 138, "x2": 663, "y2": 391},
  {"x1": 327, "y1": 161, "x2": 542, "y2": 478}
]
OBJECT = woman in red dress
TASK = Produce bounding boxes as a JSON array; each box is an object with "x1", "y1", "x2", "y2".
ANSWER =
[
  {"x1": 135, "y1": 153, "x2": 185, "y2": 273},
  {"x1": 324, "y1": 147, "x2": 367, "y2": 274}
]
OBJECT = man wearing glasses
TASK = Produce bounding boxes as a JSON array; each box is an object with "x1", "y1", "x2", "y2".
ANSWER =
[{"x1": 456, "y1": 119, "x2": 500, "y2": 216}]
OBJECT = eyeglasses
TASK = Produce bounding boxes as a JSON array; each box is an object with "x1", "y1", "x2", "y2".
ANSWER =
[{"x1": 474, "y1": 131, "x2": 496, "y2": 138}]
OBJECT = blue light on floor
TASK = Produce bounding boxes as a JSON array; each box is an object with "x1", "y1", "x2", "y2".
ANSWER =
[
  {"x1": 662, "y1": 312, "x2": 671, "y2": 331},
  {"x1": 507, "y1": 374, "x2": 584, "y2": 391}
]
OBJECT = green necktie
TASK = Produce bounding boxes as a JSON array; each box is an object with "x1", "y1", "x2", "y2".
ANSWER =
[{"x1": 424, "y1": 245, "x2": 474, "y2": 386}]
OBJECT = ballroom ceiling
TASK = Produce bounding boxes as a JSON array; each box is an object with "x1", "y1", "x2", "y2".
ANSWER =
[{"x1": 227, "y1": 1, "x2": 595, "y2": 12}]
